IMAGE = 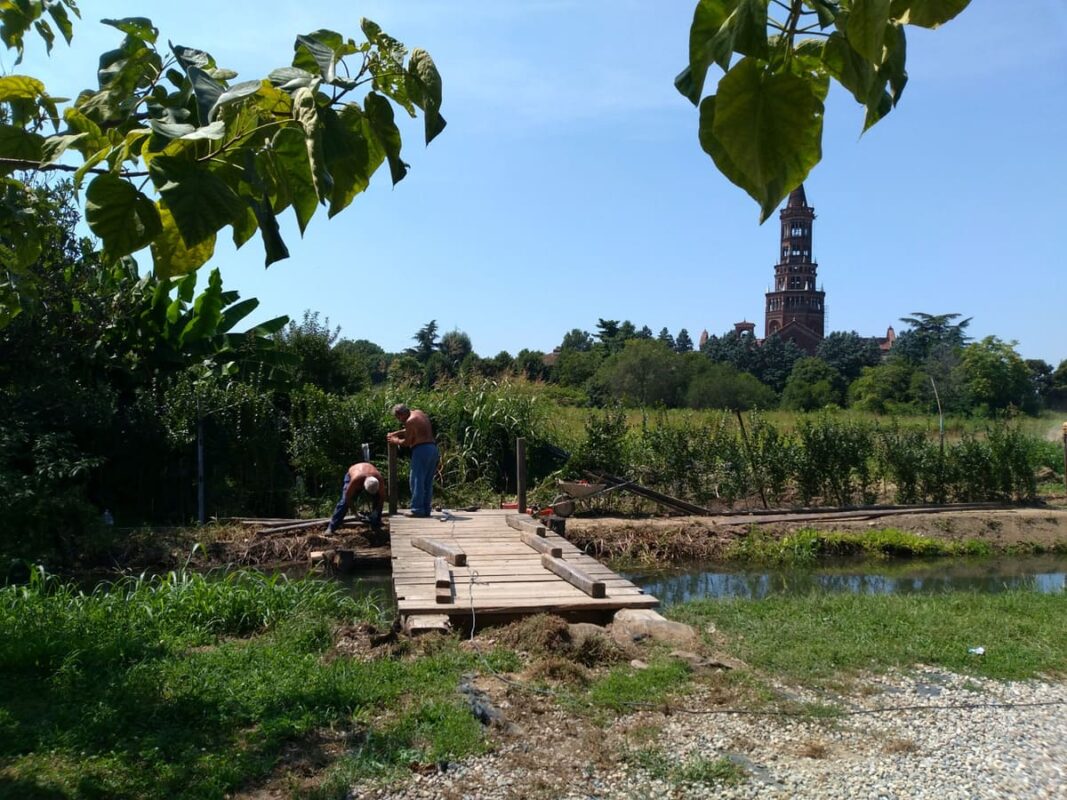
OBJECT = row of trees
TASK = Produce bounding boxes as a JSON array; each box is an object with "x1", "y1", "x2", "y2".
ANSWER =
[
  {"x1": 280, "y1": 310, "x2": 1067, "y2": 417},
  {"x1": 3, "y1": 185, "x2": 1060, "y2": 566}
]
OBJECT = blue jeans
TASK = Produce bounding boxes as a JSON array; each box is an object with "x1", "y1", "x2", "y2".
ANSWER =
[
  {"x1": 329, "y1": 472, "x2": 352, "y2": 530},
  {"x1": 409, "y1": 442, "x2": 439, "y2": 516}
]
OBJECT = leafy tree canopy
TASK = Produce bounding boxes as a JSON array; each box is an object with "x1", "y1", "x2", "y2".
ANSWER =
[
  {"x1": 674, "y1": 328, "x2": 694, "y2": 353},
  {"x1": 677, "y1": 0, "x2": 971, "y2": 220},
  {"x1": 0, "y1": 9, "x2": 445, "y2": 324},
  {"x1": 781, "y1": 355, "x2": 843, "y2": 410},
  {"x1": 816, "y1": 330, "x2": 881, "y2": 381},
  {"x1": 408, "y1": 319, "x2": 439, "y2": 362},
  {"x1": 559, "y1": 328, "x2": 594, "y2": 352},
  {"x1": 891, "y1": 311, "x2": 971, "y2": 364}
]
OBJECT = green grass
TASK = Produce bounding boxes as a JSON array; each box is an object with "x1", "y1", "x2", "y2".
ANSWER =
[
  {"x1": 585, "y1": 658, "x2": 691, "y2": 711},
  {"x1": 0, "y1": 569, "x2": 487, "y2": 800},
  {"x1": 670, "y1": 589, "x2": 1067, "y2": 682},
  {"x1": 623, "y1": 746, "x2": 746, "y2": 788},
  {"x1": 726, "y1": 527, "x2": 994, "y2": 564}
]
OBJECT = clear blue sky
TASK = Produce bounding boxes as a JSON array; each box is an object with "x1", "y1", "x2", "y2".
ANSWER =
[{"x1": 17, "y1": 1, "x2": 1067, "y2": 364}]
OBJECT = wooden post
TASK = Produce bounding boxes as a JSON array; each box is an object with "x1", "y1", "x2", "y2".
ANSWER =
[
  {"x1": 516, "y1": 436, "x2": 527, "y2": 513},
  {"x1": 1062, "y1": 423, "x2": 1067, "y2": 497},
  {"x1": 388, "y1": 442, "x2": 398, "y2": 515}
]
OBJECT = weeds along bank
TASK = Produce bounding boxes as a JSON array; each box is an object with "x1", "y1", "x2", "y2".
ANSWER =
[
  {"x1": 3, "y1": 568, "x2": 1065, "y2": 799},
  {"x1": 3, "y1": 378, "x2": 1062, "y2": 566}
]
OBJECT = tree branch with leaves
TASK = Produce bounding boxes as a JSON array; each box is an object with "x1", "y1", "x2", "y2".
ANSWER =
[
  {"x1": 677, "y1": 0, "x2": 970, "y2": 220},
  {"x1": 0, "y1": 8, "x2": 444, "y2": 324}
]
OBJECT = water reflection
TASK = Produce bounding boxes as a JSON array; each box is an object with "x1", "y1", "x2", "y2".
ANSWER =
[
  {"x1": 625, "y1": 556, "x2": 1067, "y2": 607},
  {"x1": 330, "y1": 569, "x2": 395, "y2": 612}
]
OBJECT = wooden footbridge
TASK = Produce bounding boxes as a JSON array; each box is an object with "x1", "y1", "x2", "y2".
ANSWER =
[{"x1": 389, "y1": 509, "x2": 658, "y2": 629}]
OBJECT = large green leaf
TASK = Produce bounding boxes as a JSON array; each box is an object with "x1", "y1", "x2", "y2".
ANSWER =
[
  {"x1": 101, "y1": 17, "x2": 158, "y2": 44},
  {"x1": 822, "y1": 31, "x2": 875, "y2": 105},
  {"x1": 151, "y1": 203, "x2": 216, "y2": 278},
  {"x1": 84, "y1": 174, "x2": 162, "y2": 259},
  {"x1": 268, "y1": 67, "x2": 317, "y2": 91},
  {"x1": 294, "y1": 33, "x2": 339, "y2": 83},
  {"x1": 47, "y1": 2, "x2": 75, "y2": 45},
  {"x1": 364, "y1": 92, "x2": 407, "y2": 185},
  {"x1": 171, "y1": 44, "x2": 216, "y2": 73},
  {"x1": 0, "y1": 74, "x2": 46, "y2": 101},
  {"x1": 210, "y1": 80, "x2": 262, "y2": 120},
  {"x1": 269, "y1": 126, "x2": 318, "y2": 234},
  {"x1": 292, "y1": 86, "x2": 333, "y2": 202},
  {"x1": 293, "y1": 30, "x2": 356, "y2": 85},
  {"x1": 149, "y1": 155, "x2": 246, "y2": 248},
  {"x1": 711, "y1": 58, "x2": 824, "y2": 221},
  {"x1": 217, "y1": 297, "x2": 259, "y2": 333},
  {"x1": 322, "y1": 104, "x2": 383, "y2": 217},
  {"x1": 730, "y1": 0, "x2": 770, "y2": 60},
  {"x1": 676, "y1": 0, "x2": 737, "y2": 104},
  {"x1": 250, "y1": 198, "x2": 289, "y2": 266},
  {"x1": 407, "y1": 48, "x2": 446, "y2": 144},
  {"x1": 847, "y1": 0, "x2": 891, "y2": 64},
  {"x1": 187, "y1": 66, "x2": 224, "y2": 126},
  {"x1": 181, "y1": 268, "x2": 225, "y2": 345},
  {"x1": 697, "y1": 94, "x2": 749, "y2": 203},
  {"x1": 0, "y1": 124, "x2": 44, "y2": 174},
  {"x1": 889, "y1": 0, "x2": 970, "y2": 28}
]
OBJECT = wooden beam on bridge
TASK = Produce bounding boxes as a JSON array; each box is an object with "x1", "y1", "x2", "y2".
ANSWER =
[
  {"x1": 520, "y1": 531, "x2": 562, "y2": 558},
  {"x1": 412, "y1": 536, "x2": 467, "y2": 566},
  {"x1": 506, "y1": 514, "x2": 545, "y2": 537},
  {"x1": 541, "y1": 555, "x2": 605, "y2": 598}
]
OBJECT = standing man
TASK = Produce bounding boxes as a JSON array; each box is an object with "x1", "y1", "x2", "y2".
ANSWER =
[
  {"x1": 327, "y1": 462, "x2": 384, "y2": 533},
  {"x1": 387, "y1": 404, "x2": 438, "y2": 517}
]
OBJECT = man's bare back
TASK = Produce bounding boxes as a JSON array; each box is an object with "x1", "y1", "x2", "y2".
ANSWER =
[{"x1": 387, "y1": 406, "x2": 435, "y2": 448}]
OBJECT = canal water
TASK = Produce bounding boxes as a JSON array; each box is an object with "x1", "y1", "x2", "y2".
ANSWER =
[
  {"x1": 331, "y1": 555, "x2": 1066, "y2": 613},
  {"x1": 623, "y1": 555, "x2": 1067, "y2": 607}
]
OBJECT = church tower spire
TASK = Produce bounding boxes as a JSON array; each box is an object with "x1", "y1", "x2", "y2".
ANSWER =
[{"x1": 764, "y1": 184, "x2": 825, "y2": 353}]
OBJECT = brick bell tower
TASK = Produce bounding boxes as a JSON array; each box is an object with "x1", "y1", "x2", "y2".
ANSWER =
[{"x1": 764, "y1": 185, "x2": 825, "y2": 353}]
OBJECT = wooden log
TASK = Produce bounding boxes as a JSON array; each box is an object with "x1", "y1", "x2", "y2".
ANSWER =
[
  {"x1": 434, "y1": 556, "x2": 451, "y2": 588},
  {"x1": 255, "y1": 517, "x2": 331, "y2": 536},
  {"x1": 388, "y1": 442, "x2": 398, "y2": 515},
  {"x1": 520, "y1": 531, "x2": 562, "y2": 558},
  {"x1": 541, "y1": 555, "x2": 606, "y2": 598},
  {"x1": 403, "y1": 614, "x2": 451, "y2": 635},
  {"x1": 505, "y1": 514, "x2": 546, "y2": 537},
  {"x1": 517, "y1": 436, "x2": 527, "y2": 513},
  {"x1": 411, "y1": 537, "x2": 467, "y2": 566}
]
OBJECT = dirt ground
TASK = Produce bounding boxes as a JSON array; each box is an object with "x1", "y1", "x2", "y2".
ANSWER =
[{"x1": 564, "y1": 504, "x2": 1067, "y2": 563}]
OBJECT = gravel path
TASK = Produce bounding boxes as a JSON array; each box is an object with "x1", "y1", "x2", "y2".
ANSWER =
[{"x1": 356, "y1": 667, "x2": 1067, "y2": 800}]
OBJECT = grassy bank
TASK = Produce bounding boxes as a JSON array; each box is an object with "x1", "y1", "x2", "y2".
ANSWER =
[
  {"x1": 3, "y1": 570, "x2": 1065, "y2": 799},
  {"x1": 671, "y1": 589, "x2": 1067, "y2": 682},
  {"x1": 0, "y1": 570, "x2": 503, "y2": 800},
  {"x1": 725, "y1": 527, "x2": 997, "y2": 563}
]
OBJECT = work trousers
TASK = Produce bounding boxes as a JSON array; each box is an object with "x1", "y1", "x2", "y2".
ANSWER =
[{"x1": 409, "y1": 442, "x2": 439, "y2": 516}]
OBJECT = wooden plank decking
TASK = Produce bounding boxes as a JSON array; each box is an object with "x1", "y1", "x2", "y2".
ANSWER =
[{"x1": 390, "y1": 509, "x2": 658, "y2": 622}]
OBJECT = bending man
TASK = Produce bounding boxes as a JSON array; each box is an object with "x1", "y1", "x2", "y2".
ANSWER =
[
  {"x1": 386, "y1": 404, "x2": 438, "y2": 517},
  {"x1": 327, "y1": 462, "x2": 384, "y2": 533}
]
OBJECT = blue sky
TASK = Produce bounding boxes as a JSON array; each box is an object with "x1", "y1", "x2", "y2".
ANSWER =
[{"x1": 16, "y1": 1, "x2": 1067, "y2": 364}]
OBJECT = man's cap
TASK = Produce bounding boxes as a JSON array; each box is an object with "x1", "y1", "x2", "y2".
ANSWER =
[{"x1": 363, "y1": 476, "x2": 380, "y2": 495}]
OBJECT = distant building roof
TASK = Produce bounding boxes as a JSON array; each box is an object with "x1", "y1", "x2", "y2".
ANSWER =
[{"x1": 786, "y1": 184, "x2": 808, "y2": 208}]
